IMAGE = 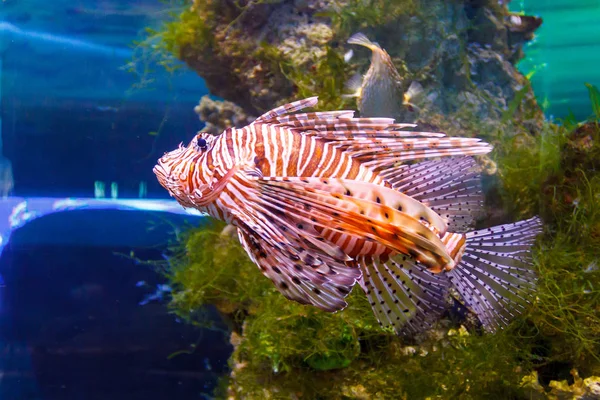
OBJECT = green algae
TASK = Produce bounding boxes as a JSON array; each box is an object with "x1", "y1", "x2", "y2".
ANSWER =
[
  {"x1": 258, "y1": 43, "x2": 355, "y2": 112},
  {"x1": 320, "y1": 0, "x2": 420, "y2": 37}
]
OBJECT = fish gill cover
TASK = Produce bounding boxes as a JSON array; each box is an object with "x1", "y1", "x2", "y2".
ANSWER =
[{"x1": 134, "y1": 0, "x2": 600, "y2": 398}]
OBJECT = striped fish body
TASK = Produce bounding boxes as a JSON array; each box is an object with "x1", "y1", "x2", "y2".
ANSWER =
[
  {"x1": 154, "y1": 122, "x2": 373, "y2": 221},
  {"x1": 154, "y1": 97, "x2": 542, "y2": 335}
]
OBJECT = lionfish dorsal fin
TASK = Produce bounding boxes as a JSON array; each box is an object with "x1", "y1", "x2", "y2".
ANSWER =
[
  {"x1": 255, "y1": 108, "x2": 492, "y2": 165},
  {"x1": 379, "y1": 156, "x2": 485, "y2": 232},
  {"x1": 254, "y1": 97, "x2": 318, "y2": 123}
]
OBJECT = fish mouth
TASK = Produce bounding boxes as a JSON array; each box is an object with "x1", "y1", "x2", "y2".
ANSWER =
[
  {"x1": 152, "y1": 164, "x2": 165, "y2": 177},
  {"x1": 153, "y1": 164, "x2": 169, "y2": 188}
]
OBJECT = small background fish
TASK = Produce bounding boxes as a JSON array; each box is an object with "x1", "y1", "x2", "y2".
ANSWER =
[{"x1": 344, "y1": 33, "x2": 426, "y2": 120}]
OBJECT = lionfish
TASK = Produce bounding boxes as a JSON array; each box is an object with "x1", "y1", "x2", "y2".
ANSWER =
[{"x1": 154, "y1": 97, "x2": 542, "y2": 335}]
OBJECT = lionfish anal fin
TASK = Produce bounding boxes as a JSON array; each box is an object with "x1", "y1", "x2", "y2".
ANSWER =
[{"x1": 358, "y1": 252, "x2": 450, "y2": 335}]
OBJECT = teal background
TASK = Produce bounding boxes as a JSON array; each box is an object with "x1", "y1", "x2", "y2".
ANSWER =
[{"x1": 510, "y1": 0, "x2": 600, "y2": 121}]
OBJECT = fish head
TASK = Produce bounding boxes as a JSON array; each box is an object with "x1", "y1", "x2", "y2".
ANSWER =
[{"x1": 153, "y1": 132, "x2": 221, "y2": 209}]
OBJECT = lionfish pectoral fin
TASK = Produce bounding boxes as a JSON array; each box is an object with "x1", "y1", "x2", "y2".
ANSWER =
[
  {"x1": 380, "y1": 156, "x2": 485, "y2": 232},
  {"x1": 256, "y1": 177, "x2": 453, "y2": 270},
  {"x1": 236, "y1": 225, "x2": 360, "y2": 312},
  {"x1": 358, "y1": 253, "x2": 450, "y2": 335},
  {"x1": 446, "y1": 216, "x2": 543, "y2": 332},
  {"x1": 273, "y1": 177, "x2": 447, "y2": 233}
]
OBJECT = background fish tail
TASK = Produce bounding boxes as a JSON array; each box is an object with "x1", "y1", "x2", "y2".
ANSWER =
[{"x1": 446, "y1": 217, "x2": 543, "y2": 332}]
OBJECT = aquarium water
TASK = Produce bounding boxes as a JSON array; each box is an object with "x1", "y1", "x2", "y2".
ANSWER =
[{"x1": 1, "y1": 0, "x2": 599, "y2": 399}]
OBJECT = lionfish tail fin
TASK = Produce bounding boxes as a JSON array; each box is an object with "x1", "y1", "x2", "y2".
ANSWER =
[{"x1": 447, "y1": 216, "x2": 543, "y2": 332}]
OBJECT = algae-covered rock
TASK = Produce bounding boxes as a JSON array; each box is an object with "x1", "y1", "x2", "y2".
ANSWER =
[
  {"x1": 155, "y1": 0, "x2": 543, "y2": 128},
  {"x1": 193, "y1": 95, "x2": 255, "y2": 135},
  {"x1": 520, "y1": 370, "x2": 600, "y2": 400}
]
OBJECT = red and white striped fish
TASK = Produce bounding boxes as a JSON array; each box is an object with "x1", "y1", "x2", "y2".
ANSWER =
[{"x1": 154, "y1": 97, "x2": 542, "y2": 335}]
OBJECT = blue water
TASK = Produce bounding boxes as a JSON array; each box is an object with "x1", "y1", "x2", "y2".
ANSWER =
[{"x1": 1, "y1": 1, "x2": 233, "y2": 399}]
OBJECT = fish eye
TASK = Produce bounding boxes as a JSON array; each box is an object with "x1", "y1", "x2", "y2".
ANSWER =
[{"x1": 197, "y1": 138, "x2": 208, "y2": 151}]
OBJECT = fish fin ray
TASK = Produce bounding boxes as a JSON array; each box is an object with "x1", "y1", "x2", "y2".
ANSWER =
[
  {"x1": 447, "y1": 217, "x2": 542, "y2": 332},
  {"x1": 403, "y1": 81, "x2": 425, "y2": 105},
  {"x1": 255, "y1": 97, "x2": 319, "y2": 123},
  {"x1": 344, "y1": 73, "x2": 363, "y2": 96},
  {"x1": 359, "y1": 254, "x2": 449, "y2": 335},
  {"x1": 256, "y1": 176, "x2": 453, "y2": 269},
  {"x1": 380, "y1": 157, "x2": 485, "y2": 231},
  {"x1": 352, "y1": 139, "x2": 492, "y2": 167},
  {"x1": 237, "y1": 224, "x2": 359, "y2": 312},
  {"x1": 347, "y1": 32, "x2": 380, "y2": 50},
  {"x1": 267, "y1": 111, "x2": 356, "y2": 125}
]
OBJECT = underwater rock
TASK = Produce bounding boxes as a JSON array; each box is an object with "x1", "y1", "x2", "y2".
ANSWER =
[
  {"x1": 178, "y1": 0, "x2": 340, "y2": 114},
  {"x1": 193, "y1": 95, "x2": 255, "y2": 135},
  {"x1": 166, "y1": 0, "x2": 543, "y2": 128},
  {"x1": 522, "y1": 370, "x2": 600, "y2": 400}
]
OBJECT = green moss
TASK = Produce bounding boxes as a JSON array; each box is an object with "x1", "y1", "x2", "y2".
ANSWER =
[
  {"x1": 491, "y1": 87, "x2": 600, "y2": 375},
  {"x1": 321, "y1": 0, "x2": 419, "y2": 37},
  {"x1": 257, "y1": 43, "x2": 355, "y2": 112},
  {"x1": 169, "y1": 224, "x2": 537, "y2": 398}
]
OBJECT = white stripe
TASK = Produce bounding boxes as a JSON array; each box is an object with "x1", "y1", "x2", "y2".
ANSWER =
[
  {"x1": 340, "y1": 154, "x2": 354, "y2": 178},
  {"x1": 281, "y1": 129, "x2": 291, "y2": 175},
  {"x1": 248, "y1": 126, "x2": 258, "y2": 163},
  {"x1": 229, "y1": 129, "x2": 239, "y2": 166},
  {"x1": 269, "y1": 125, "x2": 279, "y2": 175},
  {"x1": 297, "y1": 135, "x2": 307, "y2": 175},
  {"x1": 330, "y1": 151, "x2": 347, "y2": 177}
]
